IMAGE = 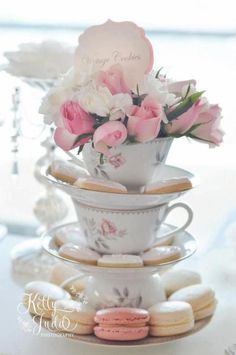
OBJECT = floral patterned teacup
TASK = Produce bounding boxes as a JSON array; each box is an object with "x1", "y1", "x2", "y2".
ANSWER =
[
  {"x1": 73, "y1": 201, "x2": 193, "y2": 254},
  {"x1": 70, "y1": 137, "x2": 173, "y2": 190},
  {"x1": 84, "y1": 271, "x2": 166, "y2": 309}
]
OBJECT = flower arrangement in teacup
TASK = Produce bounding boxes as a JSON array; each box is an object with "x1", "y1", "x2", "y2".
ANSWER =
[{"x1": 40, "y1": 20, "x2": 224, "y2": 164}]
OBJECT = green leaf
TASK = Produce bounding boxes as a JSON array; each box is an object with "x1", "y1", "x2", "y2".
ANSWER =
[
  {"x1": 166, "y1": 91, "x2": 205, "y2": 121},
  {"x1": 132, "y1": 93, "x2": 146, "y2": 106},
  {"x1": 77, "y1": 144, "x2": 84, "y2": 155},
  {"x1": 187, "y1": 133, "x2": 214, "y2": 144},
  {"x1": 182, "y1": 83, "x2": 191, "y2": 100},
  {"x1": 125, "y1": 135, "x2": 137, "y2": 144},
  {"x1": 155, "y1": 67, "x2": 164, "y2": 78},
  {"x1": 99, "y1": 153, "x2": 104, "y2": 165},
  {"x1": 93, "y1": 116, "x2": 109, "y2": 129},
  {"x1": 73, "y1": 133, "x2": 92, "y2": 146}
]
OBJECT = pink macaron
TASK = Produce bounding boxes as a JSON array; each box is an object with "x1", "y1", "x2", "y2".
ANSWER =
[{"x1": 94, "y1": 307, "x2": 149, "y2": 341}]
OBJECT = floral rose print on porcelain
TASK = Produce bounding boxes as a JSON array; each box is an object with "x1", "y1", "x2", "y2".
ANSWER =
[
  {"x1": 75, "y1": 201, "x2": 193, "y2": 254},
  {"x1": 108, "y1": 153, "x2": 126, "y2": 168},
  {"x1": 82, "y1": 217, "x2": 126, "y2": 251},
  {"x1": 84, "y1": 272, "x2": 166, "y2": 309}
]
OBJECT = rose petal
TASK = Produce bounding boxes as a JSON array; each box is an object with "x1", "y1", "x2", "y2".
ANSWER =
[{"x1": 54, "y1": 128, "x2": 90, "y2": 151}]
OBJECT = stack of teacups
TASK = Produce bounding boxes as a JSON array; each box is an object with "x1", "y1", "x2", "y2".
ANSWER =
[
  {"x1": 53, "y1": 138, "x2": 195, "y2": 309},
  {"x1": 72, "y1": 138, "x2": 193, "y2": 255}
]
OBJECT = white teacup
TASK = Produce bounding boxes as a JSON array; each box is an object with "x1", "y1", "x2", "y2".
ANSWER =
[
  {"x1": 61, "y1": 270, "x2": 166, "y2": 310},
  {"x1": 73, "y1": 201, "x2": 193, "y2": 254},
  {"x1": 68, "y1": 137, "x2": 173, "y2": 190},
  {"x1": 84, "y1": 271, "x2": 166, "y2": 310}
]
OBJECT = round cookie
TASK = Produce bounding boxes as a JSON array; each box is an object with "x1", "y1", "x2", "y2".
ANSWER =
[
  {"x1": 97, "y1": 254, "x2": 143, "y2": 268},
  {"x1": 58, "y1": 243, "x2": 100, "y2": 265},
  {"x1": 52, "y1": 299, "x2": 95, "y2": 335},
  {"x1": 169, "y1": 284, "x2": 217, "y2": 320},
  {"x1": 95, "y1": 307, "x2": 150, "y2": 325},
  {"x1": 94, "y1": 325, "x2": 149, "y2": 341},
  {"x1": 54, "y1": 228, "x2": 85, "y2": 247},
  {"x1": 50, "y1": 159, "x2": 89, "y2": 184},
  {"x1": 161, "y1": 269, "x2": 201, "y2": 296},
  {"x1": 148, "y1": 301, "x2": 194, "y2": 336},
  {"x1": 94, "y1": 307, "x2": 149, "y2": 341},
  {"x1": 23, "y1": 281, "x2": 71, "y2": 318},
  {"x1": 50, "y1": 263, "x2": 88, "y2": 296},
  {"x1": 141, "y1": 246, "x2": 182, "y2": 266}
]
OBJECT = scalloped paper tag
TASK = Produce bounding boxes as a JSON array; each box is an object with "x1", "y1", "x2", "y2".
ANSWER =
[{"x1": 75, "y1": 20, "x2": 154, "y2": 89}]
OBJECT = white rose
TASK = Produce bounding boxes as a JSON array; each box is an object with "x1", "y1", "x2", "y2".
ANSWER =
[
  {"x1": 109, "y1": 93, "x2": 132, "y2": 120},
  {"x1": 77, "y1": 82, "x2": 112, "y2": 117},
  {"x1": 138, "y1": 73, "x2": 176, "y2": 107}
]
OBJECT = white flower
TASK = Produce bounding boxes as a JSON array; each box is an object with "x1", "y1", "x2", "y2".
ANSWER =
[
  {"x1": 109, "y1": 93, "x2": 132, "y2": 120},
  {"x1": 77, "y1": 81, "x2": 132, "y2": 119},
  {"x1": 138, "y1": 73, "x2": 176, "y2": 107},
  {"x1": 39, "y1": 66, "x2": 93, "y2": 125},
  {"x1": 77, "y1": 82, "x2": 112, "y2": 116}
]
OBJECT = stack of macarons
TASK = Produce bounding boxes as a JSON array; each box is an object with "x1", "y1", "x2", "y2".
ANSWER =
[
  {"x1": 148, "y1": 301, "x2": 194, "y2": 336},
  {"x1": 52, "y1": 299, "x2": 96, "y2": 335},
  {"x1": 94, "y1": 307, "x2": 150, "y2": 341},
  {"x1": 23, "y1": 281, "x2": 96, "y2": 335},
  {"x1": 169, "y1": 284, "x2": 217, "y2": 321},
  {"x1": 162, "y1": 269, "x2": 217, "y2": 321},
  {"x1": 23, "y1": 281, "x2": 72, "y2": 319}
]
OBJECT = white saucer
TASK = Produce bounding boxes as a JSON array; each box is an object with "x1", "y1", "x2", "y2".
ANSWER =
[
  {"x1": 34, "y1": 315, "x2": 211, "y2": 348},
  {"x1": 42, "y1": 222, "x2": 197, "y2": 274},
  {"x1": 40, "y1": 164, "x2": 198, "y2": 209}
]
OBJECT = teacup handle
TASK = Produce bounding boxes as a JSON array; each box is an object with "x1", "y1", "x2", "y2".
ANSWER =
[
  {"x1": 156, "y1": 202, "x2": 193, "y2": 241},
  {"x1": 65, "y1": 151, "x2": 86, "y2": 169}
]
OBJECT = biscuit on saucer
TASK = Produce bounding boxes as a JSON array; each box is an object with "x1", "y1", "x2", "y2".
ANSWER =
[
  {"x1": 141, "y1": 246, "x2": 182, "y2": 266},
  {"x1": 143, "y1": 177, "x2": 192, "y2": 194},
  {"x1": 58, "y1": 243, "x2": 100, "y2": 265},
  {"x1": 73, "y1": 177, "x2": 127, "y2": 194},
  {"x1": 50, "y1": 159, "x2": 89, "y2": 184},
  {"x1": 97, "y1": 254, "x2": 143, "y2": 268}
]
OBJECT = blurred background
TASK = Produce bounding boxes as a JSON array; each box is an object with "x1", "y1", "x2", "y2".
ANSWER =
[{"x1": 0, "y1": 0, "x2": 235, "y2": 232}]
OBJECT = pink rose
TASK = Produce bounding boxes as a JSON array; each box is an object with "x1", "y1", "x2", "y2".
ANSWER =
[
  {"x1": 190, "y1": 104, "x2": 224, "y2": 146},
  {"x1": 96, "y1": 64, "x2": 130, "y2": 95},
  {"x1": 54, "y1": 128, "x2": 91, "y2": 151},
  {"x1": 168, "y1": 79, "x2": 196, "y2": 95},
  {"x1": 165, "y1": 100, "x2": 203, "y2": 135},
  {"x1": 126, "y1": 95, "x2": 162, "y2": 143},
  {"x1": 101, "y1": 219, "x2": 117, "y2": 236},
  {"x1": 61, "y1": 101, "x2": 94, "y2": 135},
  {"x1": 93, "y1": 121, "x2": 127, "y2": 156},
  {"x1": 54, "y1": 101, "x2": 94, "y2": 151}
]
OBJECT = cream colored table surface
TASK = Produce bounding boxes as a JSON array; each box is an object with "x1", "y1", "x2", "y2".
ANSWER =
[{"x1": 1, "y1": 166, "x2": 236, "y2": 355}]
